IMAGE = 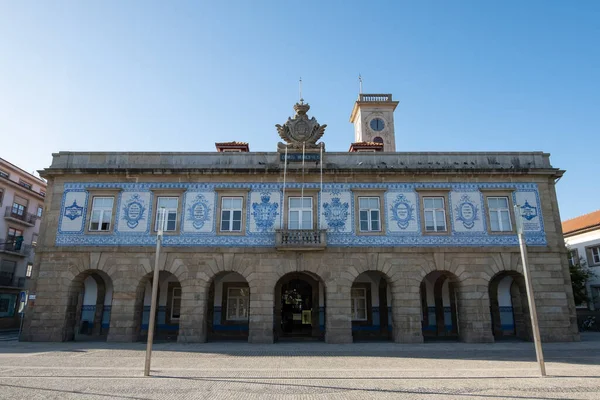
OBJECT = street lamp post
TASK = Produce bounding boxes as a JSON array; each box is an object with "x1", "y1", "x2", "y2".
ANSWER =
[
  {"x1": 144, "y1": 208, "x2": 165, "y2": 377},
  {"x1": 514, "y1": 205, "x2": 546, "y2": 377}
]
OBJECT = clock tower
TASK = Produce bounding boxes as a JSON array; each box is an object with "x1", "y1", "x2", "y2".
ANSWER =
[{"x1": 349, "y1": 94, "x2": 399, "y2": 151}]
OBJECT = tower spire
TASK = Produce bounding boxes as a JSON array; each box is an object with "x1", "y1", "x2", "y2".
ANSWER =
[
  {"x1": 299, "y1": 77, "x2": 304, "y2": 104},
  {"x1": 358, "y1": 74, "x2": 363, "y2": 94}
]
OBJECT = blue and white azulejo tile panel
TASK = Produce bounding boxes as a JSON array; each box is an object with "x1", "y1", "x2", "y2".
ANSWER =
[
  {"x1": 249, "y1": 190, "x2": 281, "y2": 233},
  {"x1": 450, "y1": 191, "x2": 484, "y2": 233},
  {"x1": 55, "y1": 182, "x2": 547, "y2": 247},
  {"x1": 321, "y1": 190, "x2": 352, "y2": 233},
  {"x1": 182, "y1": 191, "x2": 215, "y2": 234},
  {"x1": 116, "y1": 192, "x2": 151, "y2": 233},
  {"x1": 385, "y1": 191, "x2": 419, "y2": 233},
  {"x1": 59, "y1": 190, "x2": 88, "y2": 234}
]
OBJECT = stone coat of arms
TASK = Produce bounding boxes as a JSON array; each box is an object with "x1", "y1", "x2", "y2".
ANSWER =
[{"x1": 276, "y1": 101, "x2": 326, "y2": 150}]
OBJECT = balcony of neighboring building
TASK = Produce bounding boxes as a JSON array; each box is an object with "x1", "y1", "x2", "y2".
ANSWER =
[
  {"x1": 4, "y1": 206, "x2": 37, "y2": 227},
  {"x1": 275, "y1": 229, "x2": 327, "y2": 251},
  {"x1": 0, "y1": 238, "x2": 31, "y2": 257}
]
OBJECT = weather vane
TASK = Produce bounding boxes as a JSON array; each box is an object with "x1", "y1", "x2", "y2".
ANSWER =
[{"x1": 299, "y1": 77, "x2": 304, "y2": 103}]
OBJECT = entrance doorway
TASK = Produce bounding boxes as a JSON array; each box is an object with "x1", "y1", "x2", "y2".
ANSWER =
[{"x1": 274, "y1": 272, "x2": 323, "y2": 341}]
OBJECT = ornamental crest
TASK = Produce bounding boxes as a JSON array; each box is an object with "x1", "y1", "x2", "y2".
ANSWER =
[
  {"x1": 390, "y1": 194, "x2": 415, "y2": 229},
  {"x1": 322, "y1": 197, "x2": 349, "y2": 232},
  {"x1": 64, "y1": 200, "x2": 84, "y2": 221},
  {"x1": 252, "y1": 192, "x2": 279, "y2": 232},
  {"x1": 122, "y1": 194, "x2": 146, "y2": 229},
  {"x1": 187, "y1": 194, "x2": 211, "y2": 229},
  {"x1": 276, "y1": 101, "x2": 326, "y2": 149},
  {"x1": 454, "y1": 194, "x2": 478, "y2": 229},
  {"x1": 520, "y1": 200, "x2": 538, "y2": 221}
]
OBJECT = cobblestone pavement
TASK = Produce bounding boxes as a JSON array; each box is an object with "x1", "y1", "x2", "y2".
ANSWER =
[{"x1": 1, "y1": 333, "x2": 600, "y2": 399}]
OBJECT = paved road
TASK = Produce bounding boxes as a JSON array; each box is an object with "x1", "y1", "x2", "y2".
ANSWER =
[
  {"x1": 1, "y1": 333, "x2": 599, "y2": 399},
  {"x1": 0, "y1": 330, "x2": 18, "y2": 342}
]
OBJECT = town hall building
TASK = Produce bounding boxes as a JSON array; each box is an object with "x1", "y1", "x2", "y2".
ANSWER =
[{"x1": 22, "y1": 93, "x2": 579, "y2": 344}]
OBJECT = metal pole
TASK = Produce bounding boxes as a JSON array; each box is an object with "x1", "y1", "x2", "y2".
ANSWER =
[
  {"x1": 515, "y1": 205, "x2": 546, "y2": 377},
  {"x1": 144, "y1": 208, "x2": 165, "y2": 377}
]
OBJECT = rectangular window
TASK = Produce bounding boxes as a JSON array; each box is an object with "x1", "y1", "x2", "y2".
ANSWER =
[
  {"x1": 351, "y1": 287, "x2": 367, "y2": 321},
  {"x1": 0, "y1": 260, "x2": 17, "y2": 287},
  {"x1": 7, "y1": 227, "x2": 23, "y2": 241},
  {"x1": 18, "y1": 179, "x2": 32, "y2": 190},
  {"x1": 39, "y1": 190, "x2": 46, "y2": 197},
  {"x1": 31, "y1": 233, "x2": 38, "y2": 247},
  {"x1": 488, "y1": 197, "x2": 512, "y2": 232},
  {"x1": 288, "y1": 197, "x2": 313, "y2": 230},
  {"x1": 11, "y1": 202, "x2": 25, "y2": 216},
  {"x1": 423, "y1": 197, "x2": 447, "y2": 232},
  {"x1": 568, "y1": 249, "x2": 579, "y2": 267},
  {"x1": 170, "y1": 287, "x2": 181, "y2": 320},
  {"x1": 0, "y1": 294, "x2": 17, "y2": 318},
  {"x1": 0, "y1": 169, "x2": 8, "y2": 179},
  {"x1": 155, "y1": 197, "x2": 178, "y2": 232},
  {"x1": 591, "y1": 246, "x2": 600, "y2": 265},
  {"x1": 226, "y1": 287, "x2": 249, "y2": 320},
  {"x1": 26, "y1": 263, "x2": 33, "y2": 278},
  {"x1": 89, "y1": 197, "x2": 114, "y2": 232},
  {"x1": 220, "y1": 197, "x2": 243, "y2": 232},
  {"x1": 358, "y1": 197, "x2": 381, "y2": 232},
  {"x1": 37, "y1": 206, "x2": 43, "y2": 218}
]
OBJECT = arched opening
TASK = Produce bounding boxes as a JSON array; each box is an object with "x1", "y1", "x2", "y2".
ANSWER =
[
  {"x1": 206, "y1": 272, "x2": 250, "y2": 341},
  {"x1": 489, "y1": 271, "x2": 532, "y2": 341},
  {"x1": 420, "y1": 271, "x2": 459, "y2": 341},
  {"x1": 135, "y1": 271, "x2": 181, "y2": 342},
  {"x1": 274, "y1": 272, "x2": 325, "y2": 341},
  {"x1": 351, "y1": 271, "x2": 393, "y2": 341},
  {"x1": 64, "y1": 270, "x2": 113, "y2": 342}
]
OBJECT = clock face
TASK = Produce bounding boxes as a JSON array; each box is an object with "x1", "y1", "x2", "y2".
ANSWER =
[{"x1": 370, "y1": 118, "x2": 385, "y2": 131}]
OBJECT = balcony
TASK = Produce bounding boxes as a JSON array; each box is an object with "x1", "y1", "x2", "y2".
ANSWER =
[
  {"x1": 359, "y1": 94, "x2": 392, "y2": 102},
  {"x1": 4, "y1": 206, "x2": 37, "y2": 226},
  {"x1": 275, "y1": 229, "x2": 327, "y2": 251},
  {"x1": 0, "y1": 240, "x2": 31, "y2": 257}
]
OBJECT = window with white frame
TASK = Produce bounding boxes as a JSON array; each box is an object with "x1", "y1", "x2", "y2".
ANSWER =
[
  {"x1": 590, "y1": 246, "x2": 600, "y2": 265},
  {"x1": 89, "y1": 197, "x2": 114, "y2": 231},
  {"x1": 487, "y1": 197, "x2": 512, "y2": 232},
  {"x1": 170, "y1": 287, "x2": 181, "y2": 320},
  {"x1": 359, "y1": 197, "x2": 381, "y2": 232},
  {"x1": 26, "y1": 263, "x2": 33, "y2": 278},
  {"x1": 11, "y1": 202, "x2": 25, "y2": 216},
  {"x1": 155, "y1": 197, "x2": 178, "y2": 232},
  {"x1": 288, "y1": 197, "x2": 312, "y2": 230},
  {"x1": 37, "y1": 205, "x2": 43, "y2": 218},
  {"x1": 423, "y1": 197, "x2": 447, "y2": 232},
  {"x1": 221, "y1": 197, "x2": 243, "y2": 232},
  {"x1": 226, "y1": 287, "x2": 249, "y2": 320},
  {"x1": 568, "y1": 249, "x2": 580, "y2": 267},
  {"x1": 351, "y1": 287, "x2": 367, "y2": 320}
]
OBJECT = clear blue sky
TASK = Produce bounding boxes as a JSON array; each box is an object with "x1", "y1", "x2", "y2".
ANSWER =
[{"x1": 1, "y1": 1, "x2": 598, "y2": 221}]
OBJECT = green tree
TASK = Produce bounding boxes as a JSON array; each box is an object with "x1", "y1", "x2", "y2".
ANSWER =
[{"x1": 569, "y1": 255, "x2": 595, "y2": 306}]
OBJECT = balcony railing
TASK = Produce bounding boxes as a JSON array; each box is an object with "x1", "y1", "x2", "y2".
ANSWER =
[
  {"x1": 359, "y1": 94, "x2": 392, "y2": 102},
  {"x1": 275, "y1": 229, "x2": 327, "y2": 250},
  {"x1": 4, "y1": 206, "x2": 37, "y2": 226},
  {"x1": 0, "y1": 240, "x2": 30, "y2": 256}
]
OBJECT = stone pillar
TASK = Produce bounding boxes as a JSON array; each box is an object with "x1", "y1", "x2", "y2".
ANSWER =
[
  {"x1": 248, "y1": 286, "x2": 274, "y2": 343},
  {"x1": 456, "y1": 282, "x2": 494, "y2": 343},
  {"x1": 177, "y1": 284, "x2": 207, "y2": 343},
  {"x1": 391, "y1": 284, "x2": 424, "y2": 343},
  {"x1": 325, "y1": 282, "x2": 353, "y2": 344},
  {"x1": 107, "y1": 288, "x2": 141, "y2": 342},
  {"x1": 488, "y1": 278, "x2": 503, "y2": 338}
]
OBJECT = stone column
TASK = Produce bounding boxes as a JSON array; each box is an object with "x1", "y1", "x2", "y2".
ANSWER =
[
  {"x1": 325, "y1": 282, "x2": 353, "y2": 344},
  {"x1": 391, "y1": 284, "x2": 424, "y2": 343},
  {"x1": 456, "y1": 282, "x2": 494, "y2": 343},
  {"x1": 177, "y1": 284, "x2": 207, "y2": 343},
  {"x1": 107, "y1": 288, "x2": 141, "y2": 342},
  {"x1": 248, "y1": 284, "x2": 274, "y2": 344}
]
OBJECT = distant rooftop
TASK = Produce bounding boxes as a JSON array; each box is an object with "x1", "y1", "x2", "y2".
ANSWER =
[{"x1": 562, "y1": 210, "x2": 600, "y2": 236}]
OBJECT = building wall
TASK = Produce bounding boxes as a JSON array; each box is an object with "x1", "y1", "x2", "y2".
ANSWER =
[{"x1": 565, "y1": 229, "x2": 600, "y2": 309}]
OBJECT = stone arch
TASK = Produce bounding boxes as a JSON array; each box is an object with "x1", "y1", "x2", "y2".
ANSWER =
[
  {"x1": 134, "y1": 270, "x2": 182, "y2": 342},
  {"x1": 274, "y1": 271, "x2": 327, "y2": 341},
  {"x1": 489, "y1": 270, "x2": 532, "y2": 341},
  {"x1": 63, "y1": 269, "x2": 114, "y2": 342},
  {"x1": 351, "y1": 270, "x2": 394, "y2": 342},
  {"x1": 420, "y1": 270, "x2": 460, "y2": 341},
  {"x1": 206, "y1": 271, "x2": 250, "y2": 341}
]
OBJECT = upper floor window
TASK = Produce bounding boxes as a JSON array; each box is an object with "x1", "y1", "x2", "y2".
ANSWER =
[
  {"x1": 423, "y1": 197, "x2": 447, "y2": 232},
  {"x1": 568, "y1": 249, "x2": 580, "y2": 267},
  {"x1": 7, "y1": 227, "x2": 23, "y2": 241},
  {"x1": 155, "y1": 197, "x2": 178, "y2": 232},
  {"x1": 359, "y1": 197, "x2": 381, "y2": 232},
  {"x1": 488, "y1": 197, "x2": 512, "y2": 232},
  {"x1": 39, "y1": 190, "x2": 46, "y2": 197},
  {"x1": 588, "y1": 246, "x2": 600, "y2": 266},
  {"x1": 351, "y1": 287, "x2": 367, "y2": 321},
  {"x1": 37, "y1": 206, "x2": 43, "y2": 218},
  {"x1": 26, "y1": 263, "x2": 33, "y2": 278},
  {"x1": 18, "y1": 179, "x2": 32, "y2": 190},
  {"x1": 11, "y1": 202, "x2": 25, "y2": 216},
  {"x1": 0, "y1": 169, "x2": 8, "y2": 179},
  {"x1": 89, "y1": 197, "x2": 114, "y2": 232},
  {"x1": 289, "y1": 197, "x2": 312, "y2": 230},
  {"x1": 221, "y1": 197, "x2": 243, "y2": 232}
]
